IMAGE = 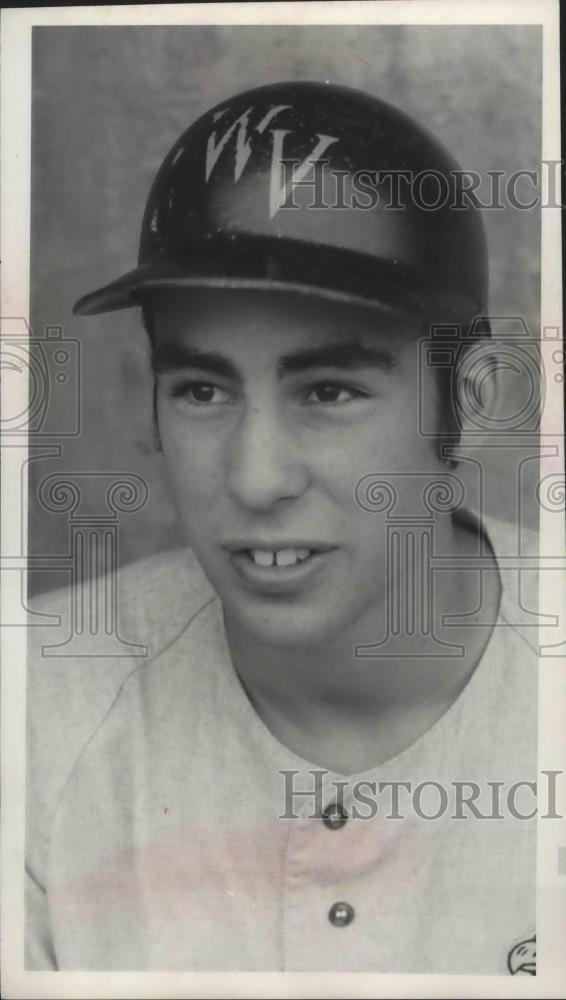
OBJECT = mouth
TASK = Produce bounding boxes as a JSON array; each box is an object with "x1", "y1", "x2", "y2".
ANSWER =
[
  {"x1": 243, "y1": 546, "x2": 313, "y2": 568},
  {"x1": 223, "y1": 543, "x2": 336, "y2": 592}
]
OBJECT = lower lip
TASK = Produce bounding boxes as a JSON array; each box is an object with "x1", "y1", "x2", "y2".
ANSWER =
[{"x1": 227, "y1": 549, "x2": 335, "y2": 594}]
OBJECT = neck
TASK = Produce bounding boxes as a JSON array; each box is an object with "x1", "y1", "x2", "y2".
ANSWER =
[{"x1": 223, "y1": 512, "x2": 500, "y2": 773}]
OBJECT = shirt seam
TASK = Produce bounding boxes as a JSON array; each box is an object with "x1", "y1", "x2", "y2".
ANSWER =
[{"x1": 498, "y1": 609, "x2": 539, "y2": 655}]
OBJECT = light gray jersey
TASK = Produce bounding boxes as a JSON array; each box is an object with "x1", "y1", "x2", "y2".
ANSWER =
[{"x1": 26, "y1": 514, "x2": 539, "y2": 973}]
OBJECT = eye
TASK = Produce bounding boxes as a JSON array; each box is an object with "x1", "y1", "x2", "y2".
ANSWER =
[
  {"x1": 170, "y1": 381, "x2": 233, "y2": 405},
  {"x1": 305, "y1": 381, "x2": 367, "y2": 404}
]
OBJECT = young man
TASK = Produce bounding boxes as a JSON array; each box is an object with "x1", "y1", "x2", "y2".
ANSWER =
[{"x1": 26, "y1": 82, "x2": 538, "y2": 973}]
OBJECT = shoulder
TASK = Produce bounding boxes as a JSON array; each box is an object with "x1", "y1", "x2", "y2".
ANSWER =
[
  {"x1": 28, "y1": 544, "x2": 214, "y2": 656},
  {"x1": 456, "y1": 506, "x2": 539, "y2": 656},
  {"x1": 481, "y1": 512, "x2": 540, "y2": 653},
  {"x1": 481, "y1": 511, "x2": 539, "y2": 560},
  {"x1": 27, "y1": 546, "x2": 215, "y2": 846}
]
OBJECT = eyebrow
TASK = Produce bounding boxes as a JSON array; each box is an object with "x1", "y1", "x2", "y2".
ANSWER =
[
  {"x1": 153, "y1": 345, "x2": 238, "y2": 379},
  {"x1": 152, "y1": 340, "x2": 397, "y2": 379},
  {"x1": 277, "y1": 341, "x2": 397, "y2": 375}
]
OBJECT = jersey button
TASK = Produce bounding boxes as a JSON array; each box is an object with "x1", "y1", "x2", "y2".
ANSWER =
[
  {"x1": 322, "y1": 802, "x2": 348, "y2": 829},
  {"x1": 328, "y1": 901, "x2": 355, "y2": 927}
]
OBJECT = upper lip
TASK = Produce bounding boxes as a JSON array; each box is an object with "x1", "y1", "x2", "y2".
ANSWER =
[{"x1": 222, "y1": 540, "x2": 336, "y2": 553}]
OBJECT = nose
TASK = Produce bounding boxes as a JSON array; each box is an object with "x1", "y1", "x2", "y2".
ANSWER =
[{"x1": 225, "y1": 403, "x2": 308, "y2": 512}]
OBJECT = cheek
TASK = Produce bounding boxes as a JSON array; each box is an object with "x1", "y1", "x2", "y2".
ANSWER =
[
  {"x1": 313, "y1": 408, "x2": 443, "y2": 530},
  {"x1": 157, "y1": 411, "x2": 225, "y2": 513},
  {"x1": 314, "y1": 403, "x2": 430, "y2": 486}
]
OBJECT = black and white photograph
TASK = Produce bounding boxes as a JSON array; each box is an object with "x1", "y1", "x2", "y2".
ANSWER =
[{"x1": 1, "y1": 2, "x2": 565, "y2": 997}]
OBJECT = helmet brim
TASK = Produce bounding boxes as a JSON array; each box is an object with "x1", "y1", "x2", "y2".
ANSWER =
[{"x1": 73, "y1": 238, "x2": 476, "y2": 321}]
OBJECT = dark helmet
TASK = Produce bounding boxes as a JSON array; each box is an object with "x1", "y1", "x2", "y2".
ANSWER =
[{"x1": 73, "y1": 80, "x2": 489, "y2": 326}]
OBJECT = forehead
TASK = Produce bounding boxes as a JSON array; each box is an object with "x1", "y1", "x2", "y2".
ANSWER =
[{"x1": 149, "y1": 288, "x2": 421, "y2": 360}]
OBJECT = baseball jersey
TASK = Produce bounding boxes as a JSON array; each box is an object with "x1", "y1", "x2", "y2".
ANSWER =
[{"x1": 25, "y1": 512, "x2": 538, "y2": 973}]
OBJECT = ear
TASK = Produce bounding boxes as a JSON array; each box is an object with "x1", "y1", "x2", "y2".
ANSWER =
[{"x1": 453, "y1": 342, "x2": 500, "y2": 454}]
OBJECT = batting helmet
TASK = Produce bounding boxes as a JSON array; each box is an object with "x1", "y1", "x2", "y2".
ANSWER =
[{"x1": 73, "y1": 80, "x2": 489, "y2": 326}]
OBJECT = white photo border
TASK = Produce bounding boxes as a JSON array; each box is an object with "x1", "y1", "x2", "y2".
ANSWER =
[{"x1": 1, "y1": 2, "x2": 564, "y2": 998}]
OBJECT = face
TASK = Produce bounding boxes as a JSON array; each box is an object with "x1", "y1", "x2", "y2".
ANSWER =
[{"x1": 152, "y1": 288, "x2": 445, "y2": 648}]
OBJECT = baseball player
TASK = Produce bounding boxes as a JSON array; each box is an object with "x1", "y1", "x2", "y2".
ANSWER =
[{"x1": 26, "y1": 82, "x2": 538, "y2": 973}]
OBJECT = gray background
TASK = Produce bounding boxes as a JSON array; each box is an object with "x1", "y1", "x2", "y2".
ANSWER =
[{"x1": 29, "y1": 25, "x2": 542, "y2": 596}]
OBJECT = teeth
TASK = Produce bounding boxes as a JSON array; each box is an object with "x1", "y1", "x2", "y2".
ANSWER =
[
  {"x1": 249, "y1": 547, "x2": 312, "y2": 567},
  {"x1": 251, "y1": 549, "x2": 275, "y2": 567},
  {"x1": 276, "y1": 549, "x2": 299, "y2": 567}
]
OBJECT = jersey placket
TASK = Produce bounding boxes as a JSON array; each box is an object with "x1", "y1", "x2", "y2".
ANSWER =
[{"x1": 282, "y1": 775, "x2": 372, "y2": 970}]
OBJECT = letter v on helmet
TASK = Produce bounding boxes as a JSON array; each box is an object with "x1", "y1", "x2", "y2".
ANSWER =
[{"x1": 269, "y1": 130, "x2": 339, "y2": 218}]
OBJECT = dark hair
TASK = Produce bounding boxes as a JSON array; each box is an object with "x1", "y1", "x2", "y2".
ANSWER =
[
  {"x1": 141, "y1": 299, "x2": 162, "y2": 451},
  {"x1": 430, "y1": 317, "x2": 492, "y2": 466}
]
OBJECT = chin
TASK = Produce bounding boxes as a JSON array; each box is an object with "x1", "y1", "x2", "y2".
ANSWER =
[{"x1": 224, "y1": 593, "x2": 369, "y2": 650}]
